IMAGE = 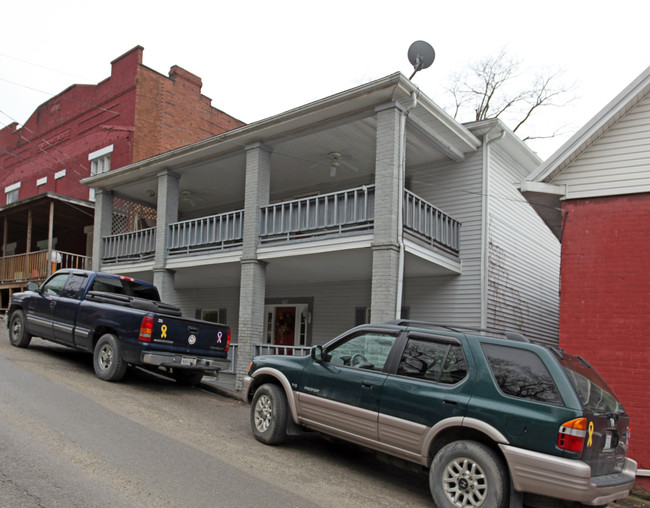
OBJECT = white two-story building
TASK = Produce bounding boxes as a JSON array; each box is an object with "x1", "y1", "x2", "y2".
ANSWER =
[{"x1": 83, "y1": 73, "x2": 560, "y2": 389}]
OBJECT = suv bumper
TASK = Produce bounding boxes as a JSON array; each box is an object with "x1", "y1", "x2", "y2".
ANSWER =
[
  {"x1": 501, "y1": 444, "x2": 637, "y2": 506},
  {"x1": 140, "y1": 352, "x2": 230, "y2": 372}
]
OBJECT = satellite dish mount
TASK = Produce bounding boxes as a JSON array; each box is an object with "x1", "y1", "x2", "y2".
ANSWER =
[{"x1": 408, "y1": 40, "x2": 435, "y2": 80}]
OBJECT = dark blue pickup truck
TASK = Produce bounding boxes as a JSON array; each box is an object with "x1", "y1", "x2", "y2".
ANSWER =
[{"x1": 6, "y1": 269, "x2": 230, "y2": 384}]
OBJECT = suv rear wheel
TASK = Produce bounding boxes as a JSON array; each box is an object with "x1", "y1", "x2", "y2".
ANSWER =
[{"x1": 430, "y1": 440, "x2": 508, "y2": 508}]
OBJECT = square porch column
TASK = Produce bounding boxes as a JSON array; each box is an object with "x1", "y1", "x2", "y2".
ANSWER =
[
  {"x1": 153, "y1": 170, "x2": 180, "y2": 301},
  {"x1": 236, "y1": 142, "x2": 272, "y2": 389},
  {"x1": 371, "y1": 102, "x2": 406, "y2": 323},
  {"x1": 91, "y1": 189, "x2": 113, "y2": 271}
]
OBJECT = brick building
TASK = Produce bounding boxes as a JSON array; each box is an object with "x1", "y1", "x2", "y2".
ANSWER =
[
  {"x1": 522, "y1": 65, "x2": 650, "y2": 487},
  {"x1": 0, "y1": 46, "x2": 243, "y2": 307}
]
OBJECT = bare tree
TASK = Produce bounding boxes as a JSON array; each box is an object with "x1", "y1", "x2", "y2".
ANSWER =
[{"x1": 447, "y1": 49, "x2": 574, "y2": 141}]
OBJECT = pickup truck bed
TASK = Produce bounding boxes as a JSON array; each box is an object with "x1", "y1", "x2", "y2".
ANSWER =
[{"x1": 7, "y1": 270, "x2": 230, "y2": 384}]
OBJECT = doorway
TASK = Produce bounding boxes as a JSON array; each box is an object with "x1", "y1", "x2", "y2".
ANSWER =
[{"x1": 264, "y1": 300, "x2": 312, "y2": 348}]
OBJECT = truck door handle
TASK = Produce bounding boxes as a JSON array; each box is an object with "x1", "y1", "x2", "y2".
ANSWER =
[
  {"x1": 443, "y1": 399, "x2": 458, "y2": 405},
  {"x1": 50, "y1": 301, "x2": 56, "y2": 308},
  {"x1": 188, "y1": 326, "x2": 199, "y2": 334},
  {"x1": 361, "y1": 381, "x2": 375, "y2": 389}
]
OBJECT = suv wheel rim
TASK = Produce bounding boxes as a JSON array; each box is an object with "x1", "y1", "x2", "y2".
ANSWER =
[
  {"x1": 254, "y1": 394, "x2": 272, "y2": 433},
  {"x1": 442, "y1": 457, "x2": 487, "y2": 507}
]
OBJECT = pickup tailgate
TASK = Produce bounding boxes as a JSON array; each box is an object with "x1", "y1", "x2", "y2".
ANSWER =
[{"x1": 150, "y1": 314, "x2": 229, "y2": 360}]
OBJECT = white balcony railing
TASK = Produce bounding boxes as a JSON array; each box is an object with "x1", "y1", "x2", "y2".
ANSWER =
[
  {"x1": 101, "y1": 186, "x2": 461, "y2": 264},
  {"x1": 102, "y1": 227, "x2": 156, "y2": 264},
  {"x1": 259, "y1": 185, "x2": 375, "y2": 244},
  {"x1": 168, "y1": 210, "x2": 244, "y2": 257},
  {"x1": 403, "y1": 190, "x2": 460, "y2": 254}
]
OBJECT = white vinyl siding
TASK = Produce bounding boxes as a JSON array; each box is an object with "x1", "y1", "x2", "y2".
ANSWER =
[
  {"x1": 486, "y1": 146, "x2": 560, "y2": 345},
  {"x1": 403, "y1": 150, "x2": 485, "y2": 325},
  {"x1": 554, "y1": 94, "x2": 650, "y2": 199}
]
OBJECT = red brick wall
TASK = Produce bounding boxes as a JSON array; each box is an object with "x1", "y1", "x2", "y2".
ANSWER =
[
  {"x1": 560, "y1": 193, "x2": 650, "y2": 477},
  {"x1": 133, "y1": 64, "x2": 244, "y2": 162},
  {"x1": 0, "y1": 46, "x2": 243, "y2": 206}
]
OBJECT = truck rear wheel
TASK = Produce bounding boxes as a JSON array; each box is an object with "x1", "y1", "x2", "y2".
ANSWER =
[
  {"x1": 8, "y1": 310, "x2": 32, "y2": 348},
  {"x1": 93, "y1": 333, "x2": 127, "y2": 382}
]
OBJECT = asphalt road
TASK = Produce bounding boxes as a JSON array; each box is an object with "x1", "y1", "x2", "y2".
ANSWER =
[{"x1": 0, "y1": 320, "x2": 434, "y2": 507}]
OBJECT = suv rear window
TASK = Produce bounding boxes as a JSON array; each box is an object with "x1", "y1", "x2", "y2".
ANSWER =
[
  {"x1": 397, "y1": 338, "x2": 467, "y2": 384},
  {"x1": 482, "y1": 343, "x2": 563, "y2": 405},
  {"x1": 559, "y1": 354, "x2": 623, "y2": 414}
]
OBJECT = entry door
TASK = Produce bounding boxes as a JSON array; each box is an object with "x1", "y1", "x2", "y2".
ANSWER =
[{"x1": 274, "y1": 307, "x2": 296, "y2": 346}]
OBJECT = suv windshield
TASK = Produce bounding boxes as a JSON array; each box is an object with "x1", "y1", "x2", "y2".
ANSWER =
[{"x1": 559, "y1": 354, "x2": 624, "y2": 414}]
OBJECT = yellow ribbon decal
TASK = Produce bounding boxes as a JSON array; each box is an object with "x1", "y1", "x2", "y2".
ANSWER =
[
  {"x1": 161, "y1": 324, "x2": 167, "y2": 339},
  {"x1": 587, "y1": 421, "x2": 594, "y2": 447}
]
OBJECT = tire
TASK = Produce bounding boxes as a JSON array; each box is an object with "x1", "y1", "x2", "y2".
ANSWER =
[
  {"x1": 93, "y1": 333, "x2": 127, "y2": 382},
  {"x1": 250, "y1": 383, "x2": 288, "y2": 445},
  {"x1": 172, "y1": 369, "x2": 204, "y2": 386},
  {"x1": 8, "y1": 310, "x2": 32, "y2": 348},
  {"x1": 430, "y1": 440, "x2": 508, "y2": 508}
]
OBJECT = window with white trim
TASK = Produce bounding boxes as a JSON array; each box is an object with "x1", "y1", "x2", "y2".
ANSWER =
[
  {"x1": 5, "y1": 182, "x2": 20, "y2": 204},
  {"x1": 88, "y1": 145, "x2": 113, "y2": 200}
]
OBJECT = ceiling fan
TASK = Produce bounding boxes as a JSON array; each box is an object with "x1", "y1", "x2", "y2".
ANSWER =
[{"x1": 312, "y1": 152, "x2": 360, "y2": 177}]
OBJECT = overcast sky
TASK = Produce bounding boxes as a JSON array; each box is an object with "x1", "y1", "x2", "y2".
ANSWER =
[{"x1": 1, "y1": 0, "x2": 649, "y2": 159}]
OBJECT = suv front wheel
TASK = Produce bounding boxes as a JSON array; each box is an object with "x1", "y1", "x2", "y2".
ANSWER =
[
  {"x1": 250, "y1": 383, "x2": 288, "y2": 445},
  {"x1": 430, "y1": 440, "x2": 508, "y2": 508}
]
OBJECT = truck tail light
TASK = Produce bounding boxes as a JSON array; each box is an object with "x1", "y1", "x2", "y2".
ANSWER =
[
  {"x1": 225, "y1": 329, "x2": 231, "y2": 352},
  {"x1": 558, "y1": 418, "x2": 588, "y2": 453},
  {"x1": 139, "y1": 315, "x2": 154, "y2": 342}
]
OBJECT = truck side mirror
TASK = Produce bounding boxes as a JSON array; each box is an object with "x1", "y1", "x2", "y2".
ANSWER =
[
  {"x1": 311, "y1": 345, "x2": 324, "y2": 363},
  {"x1": 27, "y1": 282, "x2": 40, "y2": 292}
]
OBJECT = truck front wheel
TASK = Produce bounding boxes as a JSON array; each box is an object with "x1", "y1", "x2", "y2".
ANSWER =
[
  {"x1": 93, "y1": 333, "x2": 127, "y2": 382},
  {"x1": 8, "y1": 310, "x2": 32, "y2": 348}
]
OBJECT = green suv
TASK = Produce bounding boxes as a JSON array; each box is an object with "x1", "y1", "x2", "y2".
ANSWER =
[{"x1": 243, "y1": 321, "x2": 636, "y2": 507}]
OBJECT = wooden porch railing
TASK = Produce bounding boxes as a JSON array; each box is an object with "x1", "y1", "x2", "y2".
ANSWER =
[{"x1": 0, "y1": 250, "x2": 91, "y2": 284}]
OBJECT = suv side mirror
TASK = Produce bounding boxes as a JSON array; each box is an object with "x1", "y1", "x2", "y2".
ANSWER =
[
  {"x1": 27, "y1": 282, "x2": 40, "y2": 292},
  {"x1": 311, "y1": 345, "x2": 324, "y2": 363}
]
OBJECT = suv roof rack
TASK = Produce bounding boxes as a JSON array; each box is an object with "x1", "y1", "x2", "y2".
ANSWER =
[{"x1": 384, "y1": 319, "x2": 531, "y2": 343}]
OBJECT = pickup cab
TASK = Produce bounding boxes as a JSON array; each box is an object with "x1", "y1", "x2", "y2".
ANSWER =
[{"x1": 7, "y1": 269, "x2": 230, "y2": 384}]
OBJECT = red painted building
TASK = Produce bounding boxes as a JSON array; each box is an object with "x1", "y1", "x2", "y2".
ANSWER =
[
  {"x1": 522, "y1": 65, "x2": 650, "y2": 490},
  {"x1": 0, "y1": 46, "x2": 243, "y2": 306}
]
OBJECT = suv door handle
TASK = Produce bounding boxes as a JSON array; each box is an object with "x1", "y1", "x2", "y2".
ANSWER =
[
  {"x1": 443, "y1": 399, "x2": 458, "y2": 405},
  {"x1": 361, "y1": 381, "x2": 375, "y2": 389}
]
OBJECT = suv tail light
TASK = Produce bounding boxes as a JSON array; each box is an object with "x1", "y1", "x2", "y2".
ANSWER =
[
  {"x1": 139, "y1": 315, "x2": 154, "y2": 342},
  {"x1": 558, "y1": 418, "x2": 587, "y2": 452}
]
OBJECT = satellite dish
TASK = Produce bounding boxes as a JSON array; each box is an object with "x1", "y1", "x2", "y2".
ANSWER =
[{"x1": 408, "y1": 40, "x2": 435, "y2": 80}]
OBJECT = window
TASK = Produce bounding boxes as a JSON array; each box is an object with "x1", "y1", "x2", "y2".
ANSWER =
[
  {"x1": 60, "y1": 273, "x2": 89, "y2": 299},
  {"x1": 397, "y1": 338, "x2": 467, "y2": 384},
  {"x1": 88, "y1": 145, "x2": 113, "y2": 200},
  {"x1": 202, "y1": 309, "x2": 227, "y2": 324},
  {"x1": 5, "y1": 182, "x2": 20, "y2": 204},
  {"x1": 41, "y1": 273, "x2": 69, "y2": 296},
  {"x1": 325, "y1": 332, "x2": 396, "y2": 371},
  {"x1": 482, "y1": 343, "x2": 563, "y2": 405}
]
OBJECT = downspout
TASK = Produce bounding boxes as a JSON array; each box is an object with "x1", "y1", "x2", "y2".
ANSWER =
[
  {"x1": 479, "y1": 127, "x2": 505, "y2": 328},
  {"x1": 396, "y1": 90, "x2": 419, "y2": 318}
]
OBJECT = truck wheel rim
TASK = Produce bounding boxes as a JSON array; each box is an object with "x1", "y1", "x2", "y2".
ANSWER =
[
  {"x1": 254, "y1": 394, "x2": 273, "y2": 433},
  {"x1": 442, "y1": 457, "x2": 487, "y2": 507},
  {"x1": 98, "y1": 344, "x2": 113, "y2": 371},
  {"x1": 11, "y1": 319, "x2": 21, "y2": 339}
]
